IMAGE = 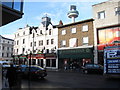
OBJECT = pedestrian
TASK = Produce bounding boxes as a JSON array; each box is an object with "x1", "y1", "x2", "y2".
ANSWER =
[
  {"x1": 6, "y1": 63, "x2": 17, "y2": 89},
  {"x1": 2, "y1": 67, "x2": 9, "y2": 88}
]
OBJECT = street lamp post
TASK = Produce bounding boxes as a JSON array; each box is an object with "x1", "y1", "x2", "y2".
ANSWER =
[{"x1": 27, "y1": 26, "x2": 38, "y2": 89}]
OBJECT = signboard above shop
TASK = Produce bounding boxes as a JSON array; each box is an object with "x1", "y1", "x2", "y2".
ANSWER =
[
  {"x1": 104, "y1": 46, "x2": 120, "y2": 74},
  {"x1": 58, "y1": 47, "x2": 93, "y2": 59},
  {"x1": 98, "y1": 27, "x2": 120, "y2": 51}
]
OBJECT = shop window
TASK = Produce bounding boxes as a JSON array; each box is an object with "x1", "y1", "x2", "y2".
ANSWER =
[
  {"x1": 32, "y1": 59, "x2": 36, "y2": 65},
  {"x1": 38, "y1": 59, "x2": 40, "y2": 65},
  {"x1": 38, "y1": 59, "x2": 43, "y2": 67},
  {"x1": 52, "y1": 59, "x2": 56, "y2": 67},
  {"x1": 46, "y1": 59, "x2": 50, "y2": 67}
]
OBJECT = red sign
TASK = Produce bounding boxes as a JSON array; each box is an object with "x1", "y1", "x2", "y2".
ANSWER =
[
  {"x1": 36, "y1": 54, "x2": 45, "y2": 59},
  {"x1": 28, "y1": 54, "x2": 45, "y2": 59},
  {"x1": 45, "y1": 53, "x2": 56, "y2": 59}
]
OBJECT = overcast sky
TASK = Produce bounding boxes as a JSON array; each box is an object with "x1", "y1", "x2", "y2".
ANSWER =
[{"x1": 0, "y1": 0, "x2": 108, "y2": 39}]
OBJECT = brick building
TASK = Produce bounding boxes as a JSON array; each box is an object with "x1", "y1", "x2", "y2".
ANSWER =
[{"x1": 57, "y1": 19, "x2": 94, "y2": 69}]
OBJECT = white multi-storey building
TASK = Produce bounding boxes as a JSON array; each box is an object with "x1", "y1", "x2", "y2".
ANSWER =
[
  {"x1": 0, "y1": 35, "x2": 14, "y2": 62},
  {"x1": 14, "y1": 16, "x2": 58, "y2": 69},
  {"x1": 92, "y1": 0, "x2": 120, "y2": 65}
]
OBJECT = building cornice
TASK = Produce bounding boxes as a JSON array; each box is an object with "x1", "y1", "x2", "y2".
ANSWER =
[
  {"x1": 58, "y1": 45, "x2": 93, "y2": 50},
  {"x1": 57, "y1": 18, "x2": 94, "y2": 28},
  {"x1": 0, "y1": 35, "x2": 14, "y2": 41},
  {"x1": 97, "y1": 23, "x2": 120, "y2": 30}
]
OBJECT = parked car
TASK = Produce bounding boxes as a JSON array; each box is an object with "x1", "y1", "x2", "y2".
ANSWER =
[
  {"x1": 82, "y1": 64, "x2": 103, "y2": 74},
  {"x1": 20, "y1": 65, "x2": 47, "y2": 79}
]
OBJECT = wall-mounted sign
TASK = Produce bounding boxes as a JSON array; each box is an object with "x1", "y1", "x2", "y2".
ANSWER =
[
  {"x1": 98, "y1": 27, "x2": 120, "y2": 50},
  {"x1": 104, "y1": 46, "x2": 120, "y2": 74}
]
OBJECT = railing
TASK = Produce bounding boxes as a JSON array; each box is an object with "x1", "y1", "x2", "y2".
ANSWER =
[{"x1": 1, "y1": 0, "x2": 23, "y2": 12}]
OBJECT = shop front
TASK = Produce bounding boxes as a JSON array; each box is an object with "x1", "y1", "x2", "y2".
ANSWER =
[
  {"x1": 97, "y1": 27, "x2": 120, "y2": 65},
  {"x1": 45, "y1": 53, "x2": 58, "y2": 69},
  {"x1": 19, "y1": 55, "x2": 27, "y2": 65},
  {"x1": 13, "y1": 53, "x2": 58, "y2": 69},
  {"x1": 27, "y1": 53, "x2": 45, "y2": 67},
  {"x1": 36, "y1": 54, "x2": 45, "y2": 67},
  {"x1": 14, "y1": 56, "x2": 19, "y2": 65},
  {"x1": 13, "y1": 55, "x2": 27, "y2": 65},
  {"x1": 27, "y1": 53, "x2": 58, "y2": 69},
  {"x1": 58, "y1": 47, "x2": 94, "y2": 69}
]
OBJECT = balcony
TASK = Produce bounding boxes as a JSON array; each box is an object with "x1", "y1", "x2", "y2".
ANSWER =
[{"x1": 0, "y1": 0, "x2": 24, "y2": 26}]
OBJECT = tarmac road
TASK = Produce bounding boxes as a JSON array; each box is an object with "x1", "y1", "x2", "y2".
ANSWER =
[{"x1": 21, "y1": 71, "x2": 120, "y2": 89}]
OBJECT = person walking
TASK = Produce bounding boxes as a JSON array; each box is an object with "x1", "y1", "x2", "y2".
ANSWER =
[
  {"x1": 6, "y1": 64, "x2": 17, "y2": 90},
  {"x1": 2, "y1": 67, "x2": 9, "y2": 88}
]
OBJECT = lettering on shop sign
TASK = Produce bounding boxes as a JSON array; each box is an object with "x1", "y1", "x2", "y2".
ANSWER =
[
  {"x1": 107, "y1": 50, "x2": 120, "y2": 59},
  {"x1": 59, "y1": 48, "x2": 91, "y2": 54},
  {"x1": 45, "y1": 53, "x2": 56, "y2": 57}
]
